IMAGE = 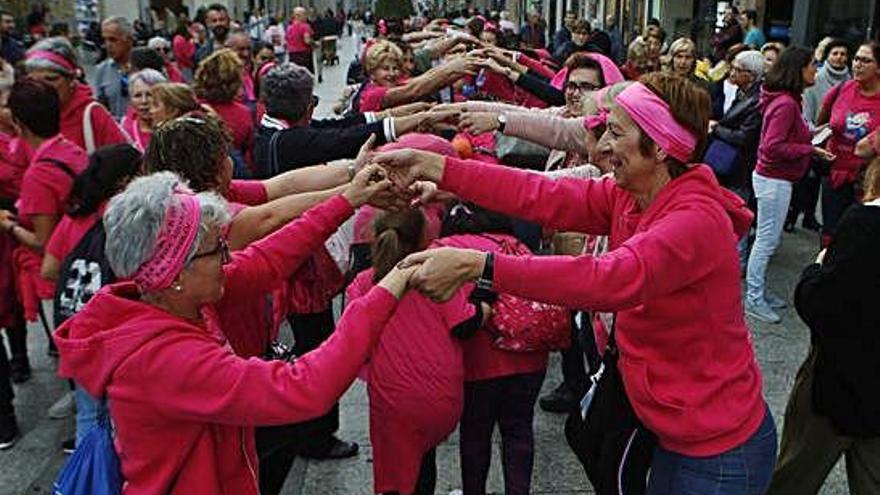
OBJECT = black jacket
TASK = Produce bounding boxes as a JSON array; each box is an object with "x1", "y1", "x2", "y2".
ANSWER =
[
  {"x1": 710, "y1": 81, "x2": 761, "y2": 188},
  {"x1": 795, "y1": 204, "x2": 880, "y2": 437},
  {"x1": 253, "y1": 113, "x2": 387, "y2": 178}
]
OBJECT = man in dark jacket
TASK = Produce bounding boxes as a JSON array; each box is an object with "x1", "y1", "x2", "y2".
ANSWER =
[
  {"x1": 254, "y1": 62, "x2": 448, "y2": 177},
  {"x1": 0, "y1": 10, "x2": 24, "y2": 65}
]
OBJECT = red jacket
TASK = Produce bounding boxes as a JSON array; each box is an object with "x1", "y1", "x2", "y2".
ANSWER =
[
  {"x1": 439, "y1": 157, "x2": 764, "y2": 456},
  {"x1": 755, "y1": 88, "x2": 813, "y2": 182},
  {"x1": 54, "y1": 196, "x2": 399, "y2": 494},
  {"x1": 61, "y1": 84, "x2": 128, "y2": 152}
]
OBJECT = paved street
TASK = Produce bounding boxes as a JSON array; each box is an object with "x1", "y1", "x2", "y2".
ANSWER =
[{"x1": 0, "y1": 34, "x2": 850, "y2": 495}]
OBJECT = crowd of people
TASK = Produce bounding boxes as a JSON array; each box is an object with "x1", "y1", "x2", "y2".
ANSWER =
[{"x1": 0, "y1": 2, "x2": 880, "y2": 495}]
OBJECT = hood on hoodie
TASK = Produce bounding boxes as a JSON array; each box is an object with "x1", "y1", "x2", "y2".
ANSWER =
[
  {"x1": 650, "y1": 164, "x2": 754, "y2": 239},
  {"x1": 53, "y1": 282, "x2": 213, "y2": 399},
  {"x1": 758, "y1": 86, "x2": 800, "y2": 111}
]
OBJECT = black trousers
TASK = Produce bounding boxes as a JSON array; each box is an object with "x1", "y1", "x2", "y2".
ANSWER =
[
  {"x1": 0, "y1": 328, "x2": 13, "y2": 416},
  {"x1": 560, "y1": 311, "x2": 589, "y2": 393},
  {"x1": 255, "y1": 308, "x2": 340, "y2": 495}
]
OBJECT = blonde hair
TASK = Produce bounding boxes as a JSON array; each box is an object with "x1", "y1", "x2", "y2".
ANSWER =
[
  {"x1": 864, "y1": 157, "x2": 880, "y2": 202},
  {"x1": 668, "y1": 37, "x2": 696, "y2": 58},
  {"x1": 364, "y1": 41, "x2": 403, "y2": 77},
  {"x1": 151, "y1": 83, "x2": 201, "y2": 119},
  {"x1": 194, "y1": 48, "x2": 243, "y2": 103}
]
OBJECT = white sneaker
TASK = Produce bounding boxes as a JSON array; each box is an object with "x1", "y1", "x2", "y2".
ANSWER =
[
  {"x1": 47, "y1": 391, "x2": 76, "y2": 419},
  {"x1": 448, "y1": 490, "x2": 463, "y2": 495}
]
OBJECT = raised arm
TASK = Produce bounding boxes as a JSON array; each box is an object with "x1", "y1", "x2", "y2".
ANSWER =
[
  {"x1": 505, "y1": 113, "x2": 591, "y2": 156},
  {"x1": 381, "y1": 56, "x2": 478, "y2": 109}
]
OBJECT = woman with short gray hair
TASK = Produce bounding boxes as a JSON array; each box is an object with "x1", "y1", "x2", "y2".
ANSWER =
[
  {"x1": 122, "y1": 68, "x2": 167, "y2": 151},
  {"x1": 53, "y1": 170, "x2": 417, "y2": 494},
  {"x1": 24, "y1": 37, "x2": 127, "y2": 153}
]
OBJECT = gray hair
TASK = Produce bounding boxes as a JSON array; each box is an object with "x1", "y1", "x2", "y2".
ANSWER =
[
  {"x1": 102, "y1": 16, "x2": 134, "y2": 38},
  {"x1": 24, "y1": 37, "x2": 80, "y2": 77},
  {"x1": 147, "y1": 36, "x2": 171, "y2": 50},
  {"x1": 104, "y1": 172, "x2": 230, "y2": 283},
  {"x1": 734, "y1": 50, "x2": 766, "y2": 78},
  {"x1": 130, "y1": 68, "x2": 167, "y2": 88},
  {"x1": 261, "y1": 62, "x2": 314, "y2": 121}
]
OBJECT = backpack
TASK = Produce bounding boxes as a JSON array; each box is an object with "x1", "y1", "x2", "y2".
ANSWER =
[
  {"x1": 52, "y1": 408, "x2": 122, "y2": 495},
  {"x1": 480, "y1": 234, "x2": 571, "y2": 352},
  {"x1": 53, "y1": 219, "x2": 115, "y2": 328}
]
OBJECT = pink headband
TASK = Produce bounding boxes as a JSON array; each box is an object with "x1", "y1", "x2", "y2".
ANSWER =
[
  {"x1": 132, "y1": 193, "x2": 202, "y2": 292},
  {"x1": 614, "y1": 82, "x2": 697, "y2": 163},
  {"x1": 26, "y1": 50, "x2": 77, "y2": 73},
  {"x1": 551, "y1": 53, "x2": 626, "y2": 90}
]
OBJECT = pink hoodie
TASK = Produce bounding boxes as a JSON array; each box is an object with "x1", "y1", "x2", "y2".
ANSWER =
[
  {"x1": 754, "y1": 88, "x2": 813, "y2": 182},
  {"x1": 439, "y1": 157, "x2": 764, "y2": 457},
  {"x1": 54, "y1": 196, "x2": 399, "y2": 494},
  {"x1": 61, "y1": 84, "x2": 128, "y2": 151}
]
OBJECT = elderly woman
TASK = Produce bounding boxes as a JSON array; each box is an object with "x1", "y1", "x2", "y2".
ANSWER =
[
  {"x1": 194, "y1": 48, "x2": 254, "y2": 177},
  {"x1": 147, "y1": 36, "x2": 184, "y2": 82},
  {"x1": 666, "y1": 37, "x2": 698, "y2": 79},
  {"x1": 53, "y1": 169, "x2": 415, "y2": 494},
  {"x1": 121, "y1": 69, "x2": 167, "y2": 152},
  {"x1": 23, "y1": 37, "x2": 127, "y2": 153},
  {"x1": 375, "y1": 72, "x2": 776, "y2": 494},
  {"x1": 355, "y1": 40, "x2": 478, "y2": 112}
]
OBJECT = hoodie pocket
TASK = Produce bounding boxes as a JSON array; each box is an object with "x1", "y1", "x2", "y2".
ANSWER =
[{"x1": 624, "y1": 358, "x2": 686, "y2": 413}]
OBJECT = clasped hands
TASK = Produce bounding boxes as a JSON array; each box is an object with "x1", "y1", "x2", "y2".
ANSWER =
[{"x1": 352, "y1": 146, "x2": 487, "y2": 302}]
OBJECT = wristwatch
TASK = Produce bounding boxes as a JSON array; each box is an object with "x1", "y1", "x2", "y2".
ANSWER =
[
  {"x1": 496, "y1": 114, "x2": 508, "y2": 133},
  {"x1": 476, "y1": 252, "x2": 494, "y2": 291}
]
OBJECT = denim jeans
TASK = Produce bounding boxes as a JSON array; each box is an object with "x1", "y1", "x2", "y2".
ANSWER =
[
  {"x1": 647, "y1": 405, "x2": 777, "y2": 495},
  {"x1": 74, "y1": 383, "x2": 107, "y2": 446},
  {"x1": 746, "y1": 172, "x2": 792, "y2": 304}
]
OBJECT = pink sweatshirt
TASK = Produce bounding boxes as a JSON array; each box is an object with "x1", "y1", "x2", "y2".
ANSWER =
[
  {"x1": 54, "y1": 195, "x2": 398, "y2": 495},
  {"x1": 755, "y1": 88, "x2": 813, "y2": 182},
  {"x1": 439, "y1": 157, "x2": 764, "y2": 457}
]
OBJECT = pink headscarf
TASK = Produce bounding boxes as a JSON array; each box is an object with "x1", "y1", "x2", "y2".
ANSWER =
[
  {"x1": 26, "y1": 50, "x2": 77, "y2": 75},
  {"x1": 132, "y1": 192, "x2": 202, "y2": 292},
  {"x1": 614, "y1": 82, "x2": 697, "y2": 163},
  {"x1": 551, "y1": 52, "x2": 625, "y2": 90}
]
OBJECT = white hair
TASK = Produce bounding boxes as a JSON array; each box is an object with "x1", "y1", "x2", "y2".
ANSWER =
[
  {"x1": 130, "y1": 68, "x2": 167, "y2": 88},
  {"x1": 104, "y1": 172, "x2": 230, "y2": 281},
  {"x1": 102, "y1": 16, "x2": 134, "y2": 38},
  {"x1": 147, "y1": 36, "x2": 171, "y2": 50},
  {"x1": 734, "y1": 50, "x2": 767, "y2": 78}
]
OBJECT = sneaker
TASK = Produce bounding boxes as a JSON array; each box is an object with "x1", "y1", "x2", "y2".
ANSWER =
[
  {"x1": 9, "y1": 356, "x2": 31, "y2": 384},
  {"x1": 61, "y1": 438, "x2": 76, "y2": 454},
  {"x1": 301, "y1": 436, "x2": 359, "y2": 460},
  {"x1": 0, "y1": 414, "x2": 19, "y2": 450},
  {"x1": 746, "y1": 300, "x2": 782, "y2": 324},
  {"x1": 539, "y1": 383, "x2": 578, "y2": 413},
  {"x1": 765, "y1": 291, "x2": 788, "y2": 310},
  {"x1": 47, "y1": 391, "x2": 76, "y2": 420}
]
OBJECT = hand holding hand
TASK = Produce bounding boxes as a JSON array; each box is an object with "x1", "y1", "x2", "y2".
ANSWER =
[
  {"x1": 813, "y1": 147, "x2": 836, "y2": 162},
  {"x1": 387, "y1": 101, "x2": 434, "y2": 117},
  {"x1": 398, "y1": 247, "x2": 487, "y2": 301},
  {"x1": 0, "y1": 210, "x2": 17, "y2": 232},
  {"x1": 377, "y1": 264, "x2": 420, "y2": 299},
  {"x1": 343, "y1": 163, "x2": 394, "y2": 207},
  {"x1": 459, "y1": 111, "x2": 499, "y2": 135},
  {"x1": 369, "y1": 149, "x2": 446, "y2": 190},
  {"x1": 353, "y1": 134, "x2": 377, "y2": 173}
]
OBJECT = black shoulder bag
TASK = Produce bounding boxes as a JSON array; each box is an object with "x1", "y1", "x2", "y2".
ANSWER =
[{"x1": 564, "y1": 314, "x2": 656, "y2": 495}]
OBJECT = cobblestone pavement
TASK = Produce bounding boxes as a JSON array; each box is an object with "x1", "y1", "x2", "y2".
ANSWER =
[{"x1": 0, "y1": 35, "x2": 849, "y2": 495}]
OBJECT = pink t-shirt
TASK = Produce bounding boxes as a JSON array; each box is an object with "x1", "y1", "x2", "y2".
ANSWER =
[
  {"x1": 45, "y1": 210, "x2": 101, "y2": 263},
  {"x1": 121, "y1": 114, "x2": 152, "y2": 152},
  {"x1": 433, "y1": 233, "x2": 548, "y2": 382},
  {"x1": 172, "y1": 34, "x2": 196, "y2": 69},
  {"x1": 17, "y1": 136, "x2": 89, "y2": 299},
  {"x1": 357, "y1": 82, "x2": 388, "y2": 112},
  {"x1": 347, "y1": 267, "x2": 473, "y2": 493},
  {"x1": 286, "y1": 21, "x2": 313, "y2": 53},
  {"x1": 824, "y1": 80, "x2": 880, "y2": 187},
  {"x1": 227, "y1": 179, "x2": 268, "y2": 206},
  {"x1": 0, "y1": 134, "x2": 31, "y2": 200},
  {"x1": 203, "y1": 100, "x2": 254, "y2": 152}
]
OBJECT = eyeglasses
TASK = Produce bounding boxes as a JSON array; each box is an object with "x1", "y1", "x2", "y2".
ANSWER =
[
  {"x1": 191, "y1": 237, "x2": 230, "y2": 264},
  {"x1": 853, "y1": 55, "x2": 877, "y2": 65},
  {"x1": 565, "y1": 81, "x2": 600, "y2": 92}
]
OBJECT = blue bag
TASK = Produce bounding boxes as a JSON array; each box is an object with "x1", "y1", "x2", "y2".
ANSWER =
[
  {"x1": 703, "y1": 138, "x2": 740, "y2": 177},
  {"x1": 53, "y1": 407, "x2": 122, "y2": 495}
]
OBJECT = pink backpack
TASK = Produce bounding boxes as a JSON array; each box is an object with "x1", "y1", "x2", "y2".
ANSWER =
[{"x1": 480, "y1": 235, "x2": 571, "y2": 352}]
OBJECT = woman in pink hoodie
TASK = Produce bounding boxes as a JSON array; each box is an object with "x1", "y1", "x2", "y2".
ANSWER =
[
  {"x1": 23, "y1": 37, "x2": 127, "y2": 153},
  {"x1": 54, "y1": 169, "x2": 415, "y2": 495},
  {"x1": 745, "y1": 46, "x2": 834, "y2": 325},
  {"x1": 375, "y1": 72, "x2": 776, "y2": 495}
]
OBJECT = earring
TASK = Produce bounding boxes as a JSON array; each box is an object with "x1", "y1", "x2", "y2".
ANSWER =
[{"x1": 172, "y1": 283, "x2": 183, "y2": 292}]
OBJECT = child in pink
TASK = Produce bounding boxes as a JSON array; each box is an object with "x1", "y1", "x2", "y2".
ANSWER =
[{"x1": 346, "y1": 208, "x2": 485, "y2": 495}]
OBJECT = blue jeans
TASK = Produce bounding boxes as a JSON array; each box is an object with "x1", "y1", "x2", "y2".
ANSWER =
[
  {"x1": 74, "y1": 383, "x2": 108, "y2": 446},
  {"x1": 647, "y1": 406, "x2": 777, "y2": 495},
  {"x1": 746, "y1": 172, "x2": 792, "y2": 304}
]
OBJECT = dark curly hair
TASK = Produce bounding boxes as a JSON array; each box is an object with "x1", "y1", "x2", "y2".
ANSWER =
[
  {"x1": 67, "y1": 144, "x2": 143, "y2": 216},
  {"x1": 144, "y1": 113, "x2": 231, "y2": 192},
  {"x1": 194, "y1": 48, "x2": 243, "y2": 103}
]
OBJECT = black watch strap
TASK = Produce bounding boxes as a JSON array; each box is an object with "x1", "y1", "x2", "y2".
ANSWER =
[{"x1": 476, "y1": 252, "x2": 494, "y2": 291}]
